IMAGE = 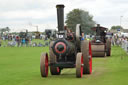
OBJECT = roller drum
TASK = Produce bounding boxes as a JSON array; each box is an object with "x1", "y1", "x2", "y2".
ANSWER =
[{"x1": 91, "y1": 44, "x2": 105, "y2": 57}]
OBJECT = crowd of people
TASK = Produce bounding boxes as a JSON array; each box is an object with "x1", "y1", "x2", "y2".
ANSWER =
[
  {"x1": 0, "y1": 32, "x2": 128, "y2": 50},
  {"x1": 0, "y1": 34, "x2": 49, "y2": 47},
  {"x1": 111, "y1": 34, "x2": 128, "y2": 52},
  {"x1": 111, "y1": 34, "x2": 128, "y2": 46}
]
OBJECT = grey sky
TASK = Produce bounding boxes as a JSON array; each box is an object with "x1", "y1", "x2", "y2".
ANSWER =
[{"x1": 0, "y1": 0, "x2": 128, "y2": 32}]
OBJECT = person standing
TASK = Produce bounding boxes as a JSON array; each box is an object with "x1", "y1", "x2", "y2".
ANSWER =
[
  {"x1": 81, "y1": 33, "x2": 85, "y2": 40},
  {"x1": 0, "y1": 36, "x2": 2, "y2": 47},
  {"x1": 16, "y1": 36, "x2": 20, "y2": 47},
  {"x1": 21, "y1": 38, "x2": 25, "y2": 47},
  {"x1": 25, "y1": 37, "x2": 29, "y2": 47},
  {"x1": 23, "y1": 38, "x2": 25, "y2": 47}
]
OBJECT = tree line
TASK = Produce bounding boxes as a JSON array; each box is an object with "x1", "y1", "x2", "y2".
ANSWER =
[
  {"x1": 0, "y1": 27, "x2": 10, "y2": 35},
  {"x1": 65, "y1": 8, "x2": 123, "y2": 34}
]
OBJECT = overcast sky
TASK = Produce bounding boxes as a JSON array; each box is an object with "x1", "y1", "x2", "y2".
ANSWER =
[{"x1": 0, "y1": 0, "x2": 128, "y2": 32}]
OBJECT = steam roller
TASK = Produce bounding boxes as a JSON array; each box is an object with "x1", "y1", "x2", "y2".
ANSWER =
[{"x1": 91, "y1": 24, "x2": 111, "y2": 57}]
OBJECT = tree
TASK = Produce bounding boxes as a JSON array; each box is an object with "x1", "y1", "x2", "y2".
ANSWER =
[
  {"x1": 65, "y1": 9, "x2": 96, "y2": 34},
  {"x1": 111, "y1": 25, "x2": 123, "y2": 30},
  {"x1": 5, "y1": 27, "x2": 10, "y2": 32},
  {"x1": 0, "y1": 27, "x2": 10, "y2": 36}
]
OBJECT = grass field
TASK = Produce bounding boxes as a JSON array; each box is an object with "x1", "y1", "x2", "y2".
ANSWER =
[{"x1": 0, "y1": 46, "x2": 128, "y2": 85}]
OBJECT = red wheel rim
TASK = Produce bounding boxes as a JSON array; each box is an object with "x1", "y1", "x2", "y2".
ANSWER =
[
  {"x1": 89, "y1": 42, "x2": 92, "y2": 74},
  {"x1": 81, "y1": 55, "x2": 83, "y2": 77},
  {"x1": 45, "y1": 54, "x2": 48, "y2": 76}
]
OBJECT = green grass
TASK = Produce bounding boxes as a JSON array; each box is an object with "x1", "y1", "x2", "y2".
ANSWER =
[{"x1": 0, "y1": 46, "x2": 128, "y2": 85}]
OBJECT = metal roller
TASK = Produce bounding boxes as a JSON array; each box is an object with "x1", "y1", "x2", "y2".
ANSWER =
[{"x1": 91, "y1": 44, "x2": 105, "y2": 57}]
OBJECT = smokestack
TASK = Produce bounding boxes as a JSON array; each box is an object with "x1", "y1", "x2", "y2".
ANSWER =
[
  {"x1": 97, "y1": 24, "x2": 100, "y2": 27},
  {"x1": 96, "y1": 24, "x2": 100, "y2": 36},
  {"x1": 56, "y1": 4, "x2": 65, "y2": 32}
]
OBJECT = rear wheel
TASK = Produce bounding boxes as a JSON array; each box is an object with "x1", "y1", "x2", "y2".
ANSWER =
[
  {"x1": 106, "y1": 39, "x2": 111, "y2": 56},
  {"x1": 40, "y1": 53, "x2": 48, "y2": 77},
  {"x1": 81, "y1": 40, "x2": 92, "y2": 74},
  {"x1": 76, "y1": 53, "x2": 83, "y2": 78},
  {"x1": 49, "y1": 42, "x2": 61, "y2": 75}
]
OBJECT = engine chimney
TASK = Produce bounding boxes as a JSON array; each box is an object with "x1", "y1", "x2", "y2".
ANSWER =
[{"x1": 56, "y1": 4, "x2": 65, "y2": 32}]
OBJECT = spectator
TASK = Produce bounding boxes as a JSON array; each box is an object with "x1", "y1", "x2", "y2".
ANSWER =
[
  {"x1": 0, "y1": 36, "x2": 2, "y2": 47},
  {"x1": 32, "y1": 42, "x2": 37, "y2": 47},
  {"x1": 111, "y1": 35, "x2": 115, "y2": 46},
  {"x1": 38, "y1": 42, "x2": 43, "y2": 47},
  {"x1": 81, "y1": 33, "x2": 85, "y2": 40},
  {"x1": 21, "y1": 38, "x2": 25, "y2": 47},
  {"x1": 25, "y1": 37, "x2": 29, "y2": 47},
  {"x1": 29, "y1": 39, "x2": 32, "y2": 47},
  {"x1": 16, "y1": 36, "x2": 20, "y2": 47}
]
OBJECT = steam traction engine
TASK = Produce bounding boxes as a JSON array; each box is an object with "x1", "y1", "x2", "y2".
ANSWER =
[
  {"x1": 91, "y1": 24, "x2": 111, "y2": 57},
  {"x1": 40, "y1": 4, "x2": 92, "y2": 78}
]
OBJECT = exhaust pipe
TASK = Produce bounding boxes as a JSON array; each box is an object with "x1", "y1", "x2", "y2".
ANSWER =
[
  {"x1": 56, "y1": 4, "x2": 65, "y2": 32},
  {"x1": 96, "y1": 24, "x2": 100, "y2": 36}
]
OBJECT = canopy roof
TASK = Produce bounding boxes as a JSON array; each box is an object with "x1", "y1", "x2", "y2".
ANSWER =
[{"x1": 91, "y1": 26, "x2": 108, "y2": 31}]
